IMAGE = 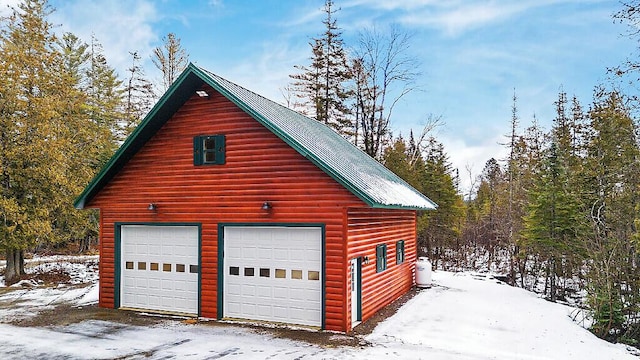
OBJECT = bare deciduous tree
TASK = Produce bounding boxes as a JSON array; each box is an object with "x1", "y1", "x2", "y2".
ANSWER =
[
  {"x1": 351, "y1": 25, "x2": 420, "y2": 159},
  {"x1": 152, "y1": 33, "x2": 189, "y2": 92}
]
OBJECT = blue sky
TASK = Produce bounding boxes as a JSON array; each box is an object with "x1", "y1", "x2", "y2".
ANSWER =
[{"x1": 2, "y1": 0, "x2": 635, "y2": 190}]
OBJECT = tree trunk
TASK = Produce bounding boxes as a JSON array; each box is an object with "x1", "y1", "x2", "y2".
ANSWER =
[
  {"x1": 550, "y1": 257, "x2": 557, "y2": 302},
  {"x1": 5, "y1": 248, "x2": 25, "y2": 285}
]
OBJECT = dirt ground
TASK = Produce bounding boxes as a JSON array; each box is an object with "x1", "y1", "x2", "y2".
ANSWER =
[{"x1": 6, "y1": 284, "x2": 420, "y2": 348}]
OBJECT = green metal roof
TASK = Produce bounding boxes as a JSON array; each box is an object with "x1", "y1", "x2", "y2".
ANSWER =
[{"x1": 74, "y1": 63, "x2": 437, "y2": 211}]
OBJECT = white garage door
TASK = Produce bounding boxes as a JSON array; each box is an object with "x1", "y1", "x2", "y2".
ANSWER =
[
  {"x1": 120, "y1": 225, "x2": 199, "y2": 315},
  {"x1": 223, "y1": 226, "x2": 322, "y2": 327}
]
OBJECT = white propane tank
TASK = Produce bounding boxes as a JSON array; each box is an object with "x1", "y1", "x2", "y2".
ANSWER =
[{"x1": 415, "y1": 257, "x2": 432, "y2": 288}]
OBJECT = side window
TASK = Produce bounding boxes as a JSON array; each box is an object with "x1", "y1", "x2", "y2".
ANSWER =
[
  {"x1": 194, "y1": 135, "x2": 225, "y2": 165},
  {"x1": 396, "y1": 240, "x2": 405, "y2": 264},
  {"x1": 376, "y1": 244, "x2": 387, "y2": 273}
]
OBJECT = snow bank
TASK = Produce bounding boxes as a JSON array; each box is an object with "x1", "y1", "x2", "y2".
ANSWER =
[
  {"x1": 0, "y1": 268, "x2": 635, "y2": 359},
  {"x1": 366, "y1": 271, "x2": 635, "y2": 359}
]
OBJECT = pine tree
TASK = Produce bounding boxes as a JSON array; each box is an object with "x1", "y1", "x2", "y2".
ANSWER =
[
  {"x1": 582, "y1": 89, "x2": 640, "y2": 339},
  {"x1": 57, "y1": 33, "x2": 122, "y2": 253},
  {"x1": 417, "y1": 138, "x2": 465, "y2": 266},
  {"x1": 504, "y1": 90, "x2": 525, "y2": 285},
  {"x1": 123, "y1": 51, "x2": 155, "y2": 136},
  {"x1": 383, "y1": 135, "x2": 464, "y2": 266},
  {"x1": 382, "y1": 135, "x2": 421, "y2": 189},
  {"x1": 290, "y1": 0, "x2": 351, "y2": 135},
  {"x1": 0, "y1": 0, "x2": 123, "y2": 281},
  {"x1": 85, "y1": 35, "x2": 124, "y2": 152},
  {"x1": 522, "y1": 141, "x2": 586, "y2": 301},
  {"x1": 0, "y1": 0, "x2": 82, "y2": 281}
]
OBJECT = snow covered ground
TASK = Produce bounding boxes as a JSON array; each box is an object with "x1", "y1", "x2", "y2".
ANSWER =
[{"x1": 0, "y1": 258, "x2": 636, "y2": 359}]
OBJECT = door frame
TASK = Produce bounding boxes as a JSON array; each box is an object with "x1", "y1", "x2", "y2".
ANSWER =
[
  {"x1": 217, "y1": 223, "x2": 326, "y2": 329},
  {"x1": 350, "y1": 257, "x2": 362, "y2": 327},
  {"x1": 114, "y1": 222, "x2": 202, "y2": 315}
]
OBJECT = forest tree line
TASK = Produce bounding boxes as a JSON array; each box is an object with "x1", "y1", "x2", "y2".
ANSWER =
[
  {"x1": 289, "y1": 0, "x2": 640, "y2": 346},
  {"x1": 0, "y1": 0, "x2": 189, "y2": 282}
]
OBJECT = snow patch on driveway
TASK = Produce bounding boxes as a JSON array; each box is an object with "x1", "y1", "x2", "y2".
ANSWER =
[{"x1": 0, "y1": 260, "x2": 636, "y2": 360}]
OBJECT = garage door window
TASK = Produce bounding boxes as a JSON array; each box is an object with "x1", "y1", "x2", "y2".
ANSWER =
[{"x1": 308, "y1": 271, "x2": 320, "y2": 280}]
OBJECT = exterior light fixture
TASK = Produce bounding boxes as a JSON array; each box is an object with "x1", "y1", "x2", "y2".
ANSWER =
[
  {"x1": 147, "y1": 203, "x2": 158, "y2": 211},
  {"x1": 363, "y1": 256, "x2": 370, "y2": 265},
  {"x1": 261, "y1": 202, "x2": 272, "y2": 210},
  {"x1": 196, "y1": 90, "x2": 209, "y2": 98}
]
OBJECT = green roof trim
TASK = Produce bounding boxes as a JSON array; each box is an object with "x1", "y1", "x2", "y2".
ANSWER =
[{"x1": 75, "y1": 63, "x2": 437, "y2": 211}]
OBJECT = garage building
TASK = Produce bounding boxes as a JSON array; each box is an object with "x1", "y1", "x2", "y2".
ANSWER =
[{"x1": 75, "y1": 64, "x2": 436, "y2": 332}]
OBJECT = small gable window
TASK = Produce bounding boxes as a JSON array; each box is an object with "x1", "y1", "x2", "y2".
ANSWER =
[
  {"x1": 194, "y1": 135, "x2": 225, "y2": 165},
  {"x1": 376, "y1": 244, "x2": 387, "y2": 273},
  {"x1": 396, "y1": 240, "x2": 405, "y2": 264}
]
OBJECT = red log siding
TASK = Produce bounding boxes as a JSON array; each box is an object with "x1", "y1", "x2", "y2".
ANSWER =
[
  {"x1": 89, "y1": 85, "x2": 364, "y2": 332},
  {"x1": 346, "y1": 207, "x2": 417, "y2": 330}
]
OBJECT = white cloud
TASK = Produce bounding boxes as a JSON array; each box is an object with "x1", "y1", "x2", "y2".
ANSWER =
[
  {"x1": 0, "y1": 0, "x2": 20, "y2": 17},
  {"x1": 402, "y1": 3, "x2": 529, "y2": 36},
  {"x1": 50, "y1": 0, "x2": 159, "y2": 77},
  {"x1": 344, "y1": 0, "x2": 440, "y2": 11},
  {"x1": 440, "y1": 133, "x2": 508, "y2": 196},
  {"x1": 343, "y1": 0, "x2": 591, "y2": 37},
  {"x1": 208, "y1": 0, "x2": 223, "y2": 8},
  {"x1": 216, "y1": 38, "x2": 309, "y2": 106}
]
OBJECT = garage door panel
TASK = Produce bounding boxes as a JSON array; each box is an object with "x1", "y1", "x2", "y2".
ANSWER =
[
  {"x1": 120, "y1": 225, "x2": 198, "y2": 315},
  {"x1": 148, "y1": 279, "x2": 160, "y2": 289},
  {"x1": 257, "y1": 248, "x2": 272, "y2": 260},
  {"x1": 256, "y1": 286, "x2": 271, "y2": 298},
  {"x1": 242, "y1": 247, "x2": 257, "y2": 259},
  {"x1": 273, "y1": 249, "x2": 288, "y2": 261},
  {"x1": 224, "y1": 226, "x2": 322, "y2": 327},
  {"x1": 242, "y1": 285, "x2": 256, "y2": 296}
]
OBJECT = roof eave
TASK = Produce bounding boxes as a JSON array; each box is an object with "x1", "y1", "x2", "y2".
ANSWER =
[{"x1": 370, "y1": 202, "x2": 438, "y2": 211}]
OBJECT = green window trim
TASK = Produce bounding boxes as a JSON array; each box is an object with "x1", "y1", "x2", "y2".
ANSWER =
[
  {"x1": 376, "y1": 244, "x2": 387, "y2": 273},
  {"x1": 396, "y1": 240, "x2": 405, "y2": 264},
  {"x1": 194, "y1": 134, "x2": 225, "y2": 165}
]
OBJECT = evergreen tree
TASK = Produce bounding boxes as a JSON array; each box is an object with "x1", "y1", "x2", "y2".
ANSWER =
[
  {"x1": 582, "y1": 89, "x2": 640, "y2": 339},
  {"x1": 382, "y1": 135, "x2": 422, "y2": 190},
  {"x1": 473, "y1": 158, "x2": 507, "y2": 262},
  {"x1": 504, "y1": 90, "x2": 527, "y2": 285},
  {"x1": 290, "y1": 0, "x2": 351, "y2": 135},
  {"x1": 522, "y1": 141, "x2": 586, "y2": 302},
  {"x1": 522, "y1": 90, "x2": 588, "y2": 301},
  {"x1": 0, "y1": 0, "x2": 123, "y2": 281},
  {"x1": 383, "y1": 135, "x2": 464, "y2": 266},
  {"x1": 417, "y1": 137, "x2": 465, "y2": 265},
  {"x1": 57, "y1": 33, "x2": 122, "y2": 253},
  {"x1": 84, "y1": 36, "x2": 124, "y2": 150},
  {"x1": 123, "y1": 51, "x2": 155, "y2": 136},
  {"x1": 0, "y1": 0, "x2": 80, "y2": 281}
]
